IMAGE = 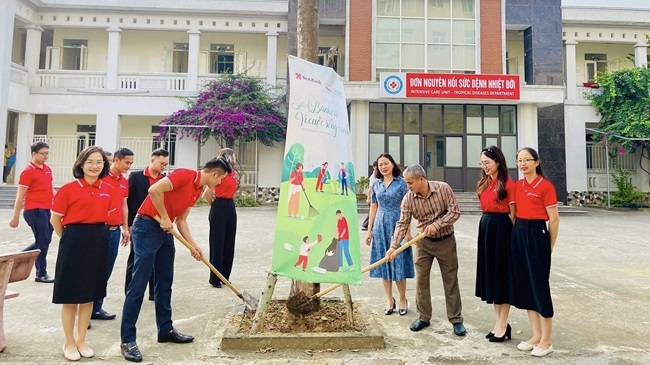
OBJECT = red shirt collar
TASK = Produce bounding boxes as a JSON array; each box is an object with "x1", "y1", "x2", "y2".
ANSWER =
[
  {"x1": 521, "y1": 174, "x2": 543, "y2": 188},
  {"x1": 76, "y1": 178, "x2": 103, "y2": 188}
]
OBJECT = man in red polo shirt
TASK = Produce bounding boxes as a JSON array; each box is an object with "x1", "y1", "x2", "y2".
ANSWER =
[
  {"x1": 120, "y1": 156, "x2": 232, "y2": 363},
  {"x1": 91, "y1": 147, "x2": 134, "y2": 321},
  {"x1": 9, "y1": 141, "x2": 56, "y2": 283}
]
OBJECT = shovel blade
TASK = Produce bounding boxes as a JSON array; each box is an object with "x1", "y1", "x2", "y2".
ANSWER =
[{"x1": 241, "y1": 291, "x2": 259, "y2": 312}]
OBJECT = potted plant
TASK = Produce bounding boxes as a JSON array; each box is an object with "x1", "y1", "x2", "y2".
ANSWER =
[{"x1": 355, "y1": 176, "x2": 370, "y2": 201}]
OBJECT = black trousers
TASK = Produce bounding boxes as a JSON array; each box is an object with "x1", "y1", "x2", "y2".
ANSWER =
[
  {"x1": 208, "y1": 198, "x2": 237, "y2": 286},
  {"x1": 124, "y1": 234, "x2": 154, "y2": 298}
]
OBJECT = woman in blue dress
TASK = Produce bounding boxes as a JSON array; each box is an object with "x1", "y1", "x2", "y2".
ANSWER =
[{"x1": 364, "y1": 153, "x2": 413, "y2": 315}]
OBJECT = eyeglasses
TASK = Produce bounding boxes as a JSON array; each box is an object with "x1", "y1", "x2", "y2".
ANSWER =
[
  {"x1": 159, "y1": 162, "x2": 169, "y2": 168},
  {"x1": 84, "y1": 160, "x2": 105, "y2": 167},
  {"x1": 478, "y1": 161, "x2": 493, "y2": 167},
  {"x1": 516, "y1": 158, "x2": 536, "y2": 165},
  {"x1": 36, "y1": 151, "x2": 49, "y2": 156}
]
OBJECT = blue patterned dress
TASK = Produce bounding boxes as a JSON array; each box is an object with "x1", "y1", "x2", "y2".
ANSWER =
[{"x1": 369, "y1": 176, "x2": 414, "y2": 281}]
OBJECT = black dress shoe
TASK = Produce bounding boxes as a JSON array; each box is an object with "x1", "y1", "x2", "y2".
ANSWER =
[
  {"x1": 91, "y1": 309, "x2": 116, "y2": 320},
  {"x1": 120, "y1": 342, "x2": 142, "y2": 362},
  {"x1": 384, "y1": 297, "x2": 395, "y2": 315},
  {"x1": 489, "y1": 324, "x2": 512, "y2": 342},
  {"x1": 453, "y1": 322, "x2": 467, "y2": 336},
  {"x1": 409, "y1": 319, "x2": 430, "y2": 332},
  {"x1": 157, "y1": 328, "x2": 194, "y2": 343},
  {"x1": 35, "y1": 274, "x2": 54, "y2": 283}
]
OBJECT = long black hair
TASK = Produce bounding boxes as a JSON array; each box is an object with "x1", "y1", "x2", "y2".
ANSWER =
[
  {"x1": 476, "y1": 146, "x2": 509, "y2": 202},
  {"x1": 517, "y1": 147, "x2": 545, "y2": 178},
  {"x1": 374, "y1": 153, "x2": 401, "y2": 179}
]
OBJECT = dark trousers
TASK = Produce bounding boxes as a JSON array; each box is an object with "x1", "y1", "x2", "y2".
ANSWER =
[
  {"x1": 3, "y1": 166, "x2": 12, "y2": 182},
  {"x1": 125, "y1": 234, "x2": 154, "y2": 298},
  {"x1": 93, "y1": 227, "x2": 121, "y2": 313},
  {"x1": 23, "y1": 208, "x2": 53, "y2": 277},
  {"x1": 414, "y1": 235, "x2": 463, "y2": 324},
  {"x1": 121, "y1": 217, "x2": 175, "y2": 343},
  {"x1": 208, "y1": 198, "x2": 237, "y2": 286}
]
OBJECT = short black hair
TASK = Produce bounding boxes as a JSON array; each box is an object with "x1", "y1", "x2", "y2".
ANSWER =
[
  {"x1": 203, "y1": 156, "x2": 232, "y2": 174},
  {"x1": 73, "y1": 146, "x2": 110, "y2": 179},
  {"x1": 114, "y1": 147, "x2": 134, "y2": 160},
  {"x1": 335, "y1": 210, "x2": 341, "y2": 214},
  {"x1": 31, "y1": 141, "x2": 49, "y2": 153},
  {"x1": 303, "y1": 236, "x2": 309, "y2": 243},
  {"x1": 151, "y1": 148, "x2": 169, "y2": 158}
]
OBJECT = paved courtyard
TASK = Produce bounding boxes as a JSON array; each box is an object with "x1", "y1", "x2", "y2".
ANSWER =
[{"x1": 0, "y1": 205, "x2": 649, "y2": 364}]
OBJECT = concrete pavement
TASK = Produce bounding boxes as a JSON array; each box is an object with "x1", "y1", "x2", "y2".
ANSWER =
[{"x1": 0, "y1": 205, "x2": 649, "y2": 364}]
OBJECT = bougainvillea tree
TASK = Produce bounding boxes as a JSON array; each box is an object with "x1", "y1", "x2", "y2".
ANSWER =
[{"x1": 159, "y1": 73, "x2": 286, "y2": 148}]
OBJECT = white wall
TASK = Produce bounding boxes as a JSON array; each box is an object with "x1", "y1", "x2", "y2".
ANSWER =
[
  {"x1": 121, "y1": 115, "x2": 164, "y2": 136},
  {"x1": 574, "y1": 42, "x2": 635, "y2": 83},
  {"x1": 47, "y1": 114, "x2": 95, "y2": 135},
  {"x1": 258, "y1": 142, "x2": 284, "y2": 187},
  {"x1": 53, "y1": 28, "x2": 108, "y2": 71},
  {"x1": 564, "y1": 104, "x2": 596, "y2": 191}
]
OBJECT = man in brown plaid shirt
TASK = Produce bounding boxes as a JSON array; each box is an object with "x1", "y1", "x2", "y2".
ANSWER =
[{"x1": 386, "y1": 164, "x2": 466, "y2": 336}]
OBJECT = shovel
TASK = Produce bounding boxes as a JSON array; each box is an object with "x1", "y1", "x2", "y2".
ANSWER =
[
  {"x1": 154, "y1": 216, "x2": 259, "y2": 311},
  {"x1": 286, "y1": 232, "x2": 426, "y2": 316}
]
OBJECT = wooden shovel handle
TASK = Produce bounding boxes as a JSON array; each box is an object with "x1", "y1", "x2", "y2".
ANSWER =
[
  {"x1": 314, "y1": 232, "x2": 426, "y2": 299},
  {"x1": 152, "y1": 216, "x2": 242, "y2": 296}
]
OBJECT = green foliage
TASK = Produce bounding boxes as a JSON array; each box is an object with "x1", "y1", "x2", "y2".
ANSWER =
[
  {"x1": 588, "y1": 67, "x2": 650, "y2": 154},
  {"x1": 235, "y1": 196, "x2": 260, "y2": 207},
  {"x1": 281, "y1": 143, "x2": 305, "y2": 182},
  {"x1": 609, "y1": 169, "x2": 647, "y2": 208},
  {"x1": 356, "y1": 175, "x2": 370, "y2": 192}
]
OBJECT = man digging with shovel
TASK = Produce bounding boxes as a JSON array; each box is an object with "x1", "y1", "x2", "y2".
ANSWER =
[{"x1": 120, "y1": 156, "x2": 232, "y2": 363}]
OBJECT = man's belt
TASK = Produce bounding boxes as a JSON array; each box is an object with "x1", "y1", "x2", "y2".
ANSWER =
[{"x1": 426, "y1": 232, "x2": 454, "y2": 242}]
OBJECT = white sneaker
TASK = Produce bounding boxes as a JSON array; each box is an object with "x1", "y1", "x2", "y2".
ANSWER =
[
  {"x1": 517, "y1": 341, "x2": 535, "y2": 351},
  {"x1": 531, "y1": 345, "x2": 554, "y2": 357}
]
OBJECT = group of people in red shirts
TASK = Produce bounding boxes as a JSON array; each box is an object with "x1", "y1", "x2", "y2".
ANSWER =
[{"x1": 9, "y1": 142, "x2": 236, "y2": 362}]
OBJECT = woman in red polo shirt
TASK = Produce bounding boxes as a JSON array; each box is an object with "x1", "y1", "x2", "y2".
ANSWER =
[
  {"x1": 510, "y1": 147, "x2": 560, "y2": 357},
  {"x1": 50, "y1": 146, "x2": 112, "y2": 361},
  {"x1": 204, "y1": 148, "x2": 238, "y2": 288},
  {"x1": 475, "y1": 146, "x2": 515, "y2": 343}
]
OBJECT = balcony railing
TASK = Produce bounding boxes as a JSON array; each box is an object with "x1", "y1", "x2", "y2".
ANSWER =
[
  {"x1": 36, "y1": 70, "x2": 106, "y2": 89},
  {"x1": 10, "y1": 63, "x2": 29, "y2": 86},
  {"x1": 118, "y1": 72, "x2": 186, "y2": 91},
  {"x1": 586, "y1": 143, "x2": 636, "y2": 191},
  {"x1": 575, "y1": 85, "x2": 602, "y2": 103}
]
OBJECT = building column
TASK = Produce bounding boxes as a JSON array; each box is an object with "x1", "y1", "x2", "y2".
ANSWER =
[
  {"x1": 350, "y1": 100, "x2": 370, "y2": 175},
  {"x1": 516, "y1": 103, "x2": 538, "y2": 180},
  {"x1": 95, "y1": 112, "x2": 120, "y2": 153},
  {"x1": 634, "y1": 42, "x2": 648, "y2": 68},
  {"x1": 0, "y1": 4, "x2": 16, "y2": 154},
  {"x1": 14, "y1": 112, "x2": 35, "y2": 183},
  {"x1": 24, "y1": 24, "x2": 44, "y2": 86},
  {"x1": 266, "y1": 31, "x2": 279, "y2": 85},
  {"x1": 564, "y1": 107, "x2": 587, "y2": 192},
  {"x1": 106, "y1": 26, "x2": 122, "y2": 89},
  {"x1": 565, "y1": 40, "x2": 578, "y2": 101},
  {"x1": 186, "y1": 29, "x2": 201, "y2": 91}
]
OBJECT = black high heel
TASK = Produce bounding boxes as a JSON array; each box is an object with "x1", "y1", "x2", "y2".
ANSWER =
[
  {"x1": 489, "y1": 324, "x2": 512, "y2": 342},
  {"x1": 398, "y1": 300, "x2": 409, "y2": 316},
  {"x1": 384, "y1": 297, "x2": 396, "y2": 315},
  {"x1": 485, "y1": 332, "x2": 494, "y2": 339}
]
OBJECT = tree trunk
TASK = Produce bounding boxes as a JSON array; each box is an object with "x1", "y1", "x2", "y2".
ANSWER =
[{"x1": 289, "y1": 0, "x2": 320, "y2": 302}]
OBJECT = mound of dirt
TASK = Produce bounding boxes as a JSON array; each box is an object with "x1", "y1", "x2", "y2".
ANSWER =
[{"x1": 238, "y1": 300, "x2": 366, "y2": 333}]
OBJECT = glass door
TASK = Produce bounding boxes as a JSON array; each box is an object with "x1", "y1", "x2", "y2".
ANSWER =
[{"x1": 423, "y1": 135, "x2": 445, "y2": 183}]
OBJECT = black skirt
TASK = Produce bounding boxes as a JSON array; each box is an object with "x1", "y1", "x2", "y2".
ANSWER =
[
  {"x1": 509, "y1": 218, "x2": 554, "y2": 318},
  {"x1": 475, "y1": 213, "x2": 512, "y2": 304},
  {"x1": 53, "y1": 223, "x2": 109, "y2": 304}
]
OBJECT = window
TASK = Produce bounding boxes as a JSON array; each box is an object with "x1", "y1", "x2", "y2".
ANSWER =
[
  {"x1": 151, "y1": 126, "x2": 176, "y2": 165},
  {"x1": 584, "y1": 53, "x2": 607, "y2": 82},
  {"x1": 210, "y1": 44, "x2": 235, "y2": 74},
  {"x1": 317, "y1": 46, "x2": 343, "y2": 75},
  {"x1": 172, "y1": 43, "x2": 189, "y2": 73},
  {"x1": 376, "y1": 0, "x2": 476, "y2": 78},
  {"x1": 76, "y1": 124, "x2": 96, "y2": 155}
]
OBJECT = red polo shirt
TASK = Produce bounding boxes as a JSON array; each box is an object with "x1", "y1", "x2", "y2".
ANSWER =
[
  {"x1": 18, "y1": 162, "x2": 54, "y2": 210},
  {"x1": 102, "y1": 171, "x2": 129, "y2": 226},
  {"x1": 138, "y1": 168, "x2": 204, "y2": 222},
  {"x1": 52, "y1": 179, "x2": 113, "y2": 226},
  {"x1": 144, "y1": 166, "x2": 164, "y2": 186},
  {"x1": 337, "y1": 216, "x2": 349, "y2": 240},
  {"x1": 514, "y1": 175, "x2": 558, "y2": 221},
  {"x1": 212, "y1": 171, "x2": 236, "y2": 199},
  {"x1": 479, "y1": 178, "x2": 515, "y2": 213}
]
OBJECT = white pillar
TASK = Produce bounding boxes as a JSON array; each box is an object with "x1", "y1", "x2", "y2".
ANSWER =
[
  {"x1": 106, "y1": 26, "x2": 122, "y2": 89},
  {"x1": 517, "y1": 104, "x2": 538, "y2": 179},
  {"x1": 266, "y1": 31, "x2": 279, "y2": 85},
  {"x1": 350, "y1": 100, "x2": 370, "y2": 175},
  {"x1": 564, "y1": 108, "x2": 587, "y2": 191},
  {"x1": 186, "y1": 29, "x2": 201, "y2": 91},
  {"x1": 24, "y1": 24, "x2": 44, "y2": 86},
  {"x1": 95, "y1": 112, "x2": 120, "y2": 153},
  {"x1": 14, "y1": 112, "x2": 35, "y2": 183},
  {"x1": 565, "y1": 40, "x2": 577, "y2": 101},
  {"x1": 634, "y1": 42, "x2": 648, "y2": 68},
  {"x1": 0, "y1": 4, "x2": 16, "y2": 153}
]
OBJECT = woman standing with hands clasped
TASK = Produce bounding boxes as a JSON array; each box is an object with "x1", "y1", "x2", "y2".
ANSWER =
[
  {"x1": 475, "y1": 146, "x2": 515, "y2": 343},
  {"x1": 364, "y1": 153, "x2": 412, "y2": 315},
  {"x1": 510, "y1": 147, "x2": 559, "y2": 357},
  {"x1": 204, "y1": 148, "x2": 238, "y2": 288},
  {"x1": 50, "y1": 146, "x2": 112, "y2": 361}
]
